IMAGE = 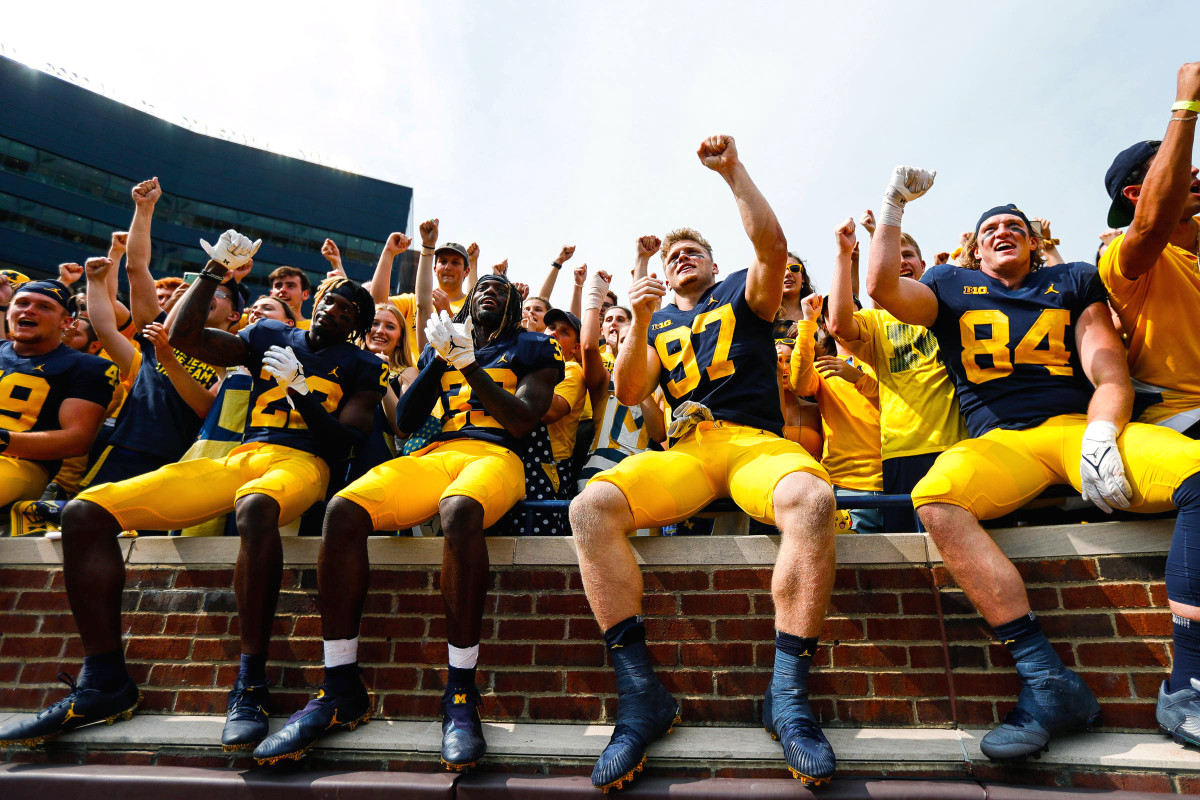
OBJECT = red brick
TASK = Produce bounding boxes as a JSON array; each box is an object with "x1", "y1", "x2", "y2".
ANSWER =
[
  {"x1": 1015, "y1": 557, "x2": 1099, "y2": 583},
  {"x1": 148, "y1": 663, "x2": 218, "y2": 687},
  {"x1": 714, "y1": 618, "x2": 775, "y2": 641},
  {"x1": 1, "y1": 635, "x2": 63, "y2": 657},
  {"x1": 0, "y1": 614, "x2": 38, "y2": 634},
  {"x1": 125, "y1": 636, "x2": 192, "y2": 661},
  {"x1": 1038, "y1": 613, "x2": 1114, "y2": 638},
  {"x1": 971, "y1": 763, "x2": 1062, "y2": 787},
  {"x1": 359, "y1": 665, "x2": 420, "y2": 690},
  {"x1": 866, "y1": 616, "x2": 942, "y2": 642},
  {"x1": 497, "y1": 670, "x2": 565, "y2": 693},
  {"x1": 126, "y1": 568, "x2": 174, "y2": 589},
  {"x1": 680, "y1": 642, "x2": 753, "y2": 666},
  {"x1": 1114, "y1": 611, "x2": 1172, "y2": 637},
  {"x1": 391, "y1": 641, "x2": 443, "y2": 664},
  {"x1": 821, "y1": 618, "x2": 865, "y2": 641},
  {"x1": 1060, "y1": 583, "x2": 1150, "y2": 610},
  {"x1": 915, "y1": 699, "x2": 955, "y2": 724},
  {"x1": 644, "y1": 618, "x2": 711, "y2": 641},
  {"x1": 535, "y1": 593, "x2": 592, "y2": 615},
  {"x1": 752, "y1": 594, "x2": 775, "y2": 615},
  {"x1": 648, "y1": 643, "x2": 679, "y2": 665},
  {"x1": 291, "y1": 615, "x2": 322, "y2": 637},
  {"x1": 534, "y1": 643, "x2": 603, "y2": 667},
  {"x1": 1132, "y1": 672, "x2": 1166, "y2": 698},
  {"x1": 682, "y1": 697, "x2": 754, "y2": 723},
  {"x1": 808, "y1": 671, "x2": 870, "y2": 696},
  {"x1": 956, "y1": 699, "x2": 997, "y2": 726},
  {"x1": 171, "y1": 689, "x2": 227, "y2": 714},
  {"x1": 1098, "y1": 700, "x2": 1157, "y2": 730},
  {"x1": 937, "y1": 591, "x2": 977, "y2": 616},
  {"x1": 0, "y1": 661, "x2": 18, "y2": 682},
  {"x1": 393, "y1": 592, "x2": 441, "y2": 614},
  {"x1": 171, "y1": 568, "x2": 235, "y2": 588},
  {"x1": 368, "y1": 570, "x2": 429, "y2": 590},
  {"x1": 378, "y1": 692, "x2": 441, "y2": 718},
  {"x1": 527, "y1": 695, "x2": 602, "y2": 720},
  {"x1": 711, "y1": 671, "x2": 769, "y2": 696},
  {"x1": 18, "y1": 660, "x2": 71, "y2": 684},
  {"x1": 0, "y1": 589, "x2": 18, "y2": 611},
  {"x1": 943, "y1": 617, "x2": 992, "y2": 643},
  {"x1": 827, "y1": 592, "x2": 899, "y2": 615},
  {"x1": 83, "y1": 751, "x2": 155, "y2": 766},
  {"x1": 899, "y1": 591, "x2": 936, "y2": 615},
  {"x1": 680, "y1": 593, "x2": 750, "y2": 616},
  {"x1": 0, "y1": 569, "x2": 51, "y2": 588},
  {"x1": 361, "y1": 615, "x2": 427, "y2": 639},
  {"x1": 858, "y1": 567, "x2": 930, "y2": 590},
  {"x1": 1028, "y1": 586, "x2": 1061, "y2": 609},
  {"x1": 567, "y1": 617, "x2": 602, "y2": 639},
  {"x1": 15, "y1": 591, "x2": 70, "y2": 611},
  {"x1": 953, "y1": 671, "x2": 1022, "y2": 697},
  {"x1": 835, "y1": 698, "x2": 914, "y2": 725},
  {"x1": 643, "y1": 594, "x2": 679, "y2": 615},
  {"x1": 1069, "y1": 771, "x2": 1172, "y2": 792},
  {"x1": 154, "y1": 754, "x2": 231, "y2": 768},
  {"x1": 713, "y1": 569, "x2": 770, "y2": 591},
  {"x1": 1076, "y1": 641, "x2": 1169, "y2": 667},
  {"x1": 497, "y1": 570, "x2": 567, "y2": 591},
  {"x1": 948, "y1": 645, "x2": 988, "y2": 669},
  {"x1": 831, "y1": 644, "x2": 908, "y2": 669},
  {"x1": 1079, "y1": 670, "x2": 1132, "y2": 699},
  {"x1": 1150, "y1": 583, "x2": 1168, "y2": 606},
  {"x1": 871, "y1": 672, "x2": 949, "y2": 697},
  {"x1": 483, "y1": 693, "x2": 527, "y2": 719},
  {"x1": 356, "y1": 639, "x2": 393, "y2": 663},
  {"x1": 496, "y1": 595, "x2": 532, "y2": 614},
  {"x1": 191, "y1": 637, "x2": 241, "y2": 662},
  {"x1": 497, "y1": 618, "x2": 566, "y2": 641},
  {"x1": 832, "y1": 568, "x2": 858, "y2": 590}
]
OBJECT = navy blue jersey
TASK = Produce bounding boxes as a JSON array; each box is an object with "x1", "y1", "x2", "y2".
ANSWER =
[
  {"x1": 920, "y1": 262, "x2": 1109, "y2": 437},
  {"x1": 239, "y1": 320, "x2": 388, "y2": 456},
  {"x1": 417, "y1": 330, "x2": 565, "y2": 453},
  {"x1": 0, "y1": 341, "x2": 118, "y2": 472},
  {"x1": 647, "y1": 268, "x2": 783, "y2": 435},
  {"x1": 109, "y1": 313, "x2": 221, "y2": 459}
]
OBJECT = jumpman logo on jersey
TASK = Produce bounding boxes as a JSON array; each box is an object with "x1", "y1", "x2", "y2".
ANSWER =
[
  {"x1": 329, "y1": 366, "x2": 340, "y2": 379},
  {"x1": 497, "y1": 354, "x2": 509, "y2": 364},
  {"x1": 1003, "y1": 639, "x2": 1016, "y2": 645},
  {"x1": 32, "y1": 365, "x2": 44, "y2": 372},
  {"x1": 706, "y1": 296, "x2": 718, "y2": 306},
  {"x1": 1044, "y1": 284, "x2": 1059, "y2": 295}
]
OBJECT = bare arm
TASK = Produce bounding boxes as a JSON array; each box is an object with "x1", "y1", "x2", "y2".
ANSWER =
[
  {"x1": 5, "y1": 397, "x2": 107, "y2": 460},
  {"x1": 83, "y1": 259, "x2": 136, "y2": 375},
  {"x1": 697, "y1": 136, "x2": 788, "y2": 321},
  {"x1": 105, "y1": 232, "x2": 132, "y2": 328},
  {"x1": 579, "y1": 271, "x2": 612, "y2": 399},
  {"x1": 633, "y1": 235, "x2": 661, "y2": 282},
  {"x1": 828, "y1": 217, "x2": 864, "y2": 343},
  {"x1": 144, "y1": 321, "x2": 218, "y2": 418},
  {"x1": 464, "y1": 242, "x2": 480, "y2": 296},
  {"x1": 639, "y1": 391, "x2": 666, "y2": 444},
  {"x1": 463, "y1": 363, "x2": 559, "y2": 439},
  {"x1": 537, "y1": 245, "x2": 575, "y2": 302},
  {"x1": 613, "y1": 276, "x2": 666, "y2": 406},
  {"x1": 366, "y1": 232, "x2": 412, "y2": 304},
  {"x1": 127, "y1": 178, "x2": 166, "y2": 329},
  {"x1": 414, "y1": 221, "x2": 437, "y2": 352},
  {"x1": 1117, "y1": 61, "x2": 1200, "y2": 280},
  {"x1": 167, "y1": 262, "x2": 249, "y2": 367},
  {"x1": 1077, "y1": 300, "x2": 1134, "y2": 428},
  {"x1": 569, "y1": 262, "x2": 585, "y2": 318}
]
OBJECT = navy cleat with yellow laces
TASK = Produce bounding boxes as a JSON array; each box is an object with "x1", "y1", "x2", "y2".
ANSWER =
[
  {"x1": 0, "y1": 672, "x2": 140, "y2": 748},
  {"x1": 220, "y1": 677, "x2": 272, "y2": 751},
  {"x1": 252, "y1": 679, "x2": 371, "y2": 765},
  {"x1": 440, "y1": 685, "x2": 486, "y2": 771}
]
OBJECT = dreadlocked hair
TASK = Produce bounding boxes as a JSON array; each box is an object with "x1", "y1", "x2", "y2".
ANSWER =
[
  {"x1": 312, "y1": 276, "x2": 375, "y2": 342},
  {"x1": 455, "y1": 273, "x2": 524, "y2": 346}
]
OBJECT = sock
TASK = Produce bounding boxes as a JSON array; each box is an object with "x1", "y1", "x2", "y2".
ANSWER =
[
  {"x1": 323, "y1": 662, "x2": 360, "y2": 695},
  {"x1": 323, "y1": 637, "x2": 359, "y2": 669},
  {"x1": 447, "y1": 643, "x2": 480, "y2": 693},
  {"x1": 79, "y1": 649, "x2": 128, "y2": 691},
  {"x1": 1167, "y1": 474, "x2": 1200, "y2": 614},
  {"x1": 238, "y1": 653, "x2": 267, "y2": 683},
  {"x1": 603, "y1": 615, "x2": 646, "y2": 651},
  {"x1": 993, "y1": 612, "x2": 1063, "y2": 672},
  {"x1": 1171, "y1": 615, "x2": 1200, "y2": 693},
  {"x1": 773, "y1": 631, "x2": 818, "y2": 686}
]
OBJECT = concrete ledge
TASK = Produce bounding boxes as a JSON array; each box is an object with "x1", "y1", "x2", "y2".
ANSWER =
[{"x1": 0, "y1": 519, "x2": 1175, "y2": 568}]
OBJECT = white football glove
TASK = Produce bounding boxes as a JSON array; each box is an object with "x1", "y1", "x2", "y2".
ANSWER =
[
  {"x1": 425, "y1": 310, "x2": 476, "y2": 370},
  {"x1": 583, "y1": 272, "x2": 611, "y2": 312},
  {"x1": 1079, "y1": 421, "x2": 1132, "y2": 513},
  {"x1": 262, "y1": 345, "x2": 309, "y2": 396},
  {"x1": 879, "y1": 166, "x2": 936, "y2": 228},
  {"x1": 200, "y1": 229, "x2": 262, "y2": 269}
]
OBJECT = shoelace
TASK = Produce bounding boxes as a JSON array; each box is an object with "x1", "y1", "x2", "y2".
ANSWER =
[
  {"x1": 1000, "y1": 706, "x2": 1037, "y2": 728},
  {"x1": 229, "y1": 683, "x2": 269, "y2": 717},
  {"x1": 37, "y1": 673, "x2": 82, "y2": 720}
]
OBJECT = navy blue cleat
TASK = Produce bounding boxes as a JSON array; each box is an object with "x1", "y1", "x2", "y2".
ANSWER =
[
  {"x1": 221, "y1": 678, "x2": 272, "y2": 751},
  {"x1": 1157, "y1": 678, "x2": 1200, "y2": 747},
  {"x1": 980, "y1": 666, "x2": 1100, "y2": 760},
  {"x1": 591, "y1": 674, "x2": 680, "y2": 793},
  {"x1": 0, "y1": 672, "x2": 140, "y2": 748},
  {"x1": 763, "y1": 681, "x2": 835, "y2": 786},
  {"x1": 440, "y1": 685, "x2": 486, "y2": 771},
  {"x1": 252, "y1": 680, "x2": 371, "y2": 765}
]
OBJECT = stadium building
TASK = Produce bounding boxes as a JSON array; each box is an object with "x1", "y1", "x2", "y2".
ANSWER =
[{"x1": 0, "y1": 55, "x2": 415, "y2": 306}]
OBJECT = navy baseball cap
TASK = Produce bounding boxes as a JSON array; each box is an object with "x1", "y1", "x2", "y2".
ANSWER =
[
  {"x1": 542, "y1": 308, "x2": 580, "y2": 335},
  {"x1": 435, "y1": 242, "x2": 470, "y2": 266},
  {"x1": 1105, "y1": 140, "x2": 1161, "y2": 228}
]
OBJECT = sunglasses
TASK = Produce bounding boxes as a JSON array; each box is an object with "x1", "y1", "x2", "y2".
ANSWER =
[
  {"x1": 775, "y1": 337, "x2": 796, "y2": 346},
  {"x1": 786, "y1": 263, "x2": 804, "y2": 274}
]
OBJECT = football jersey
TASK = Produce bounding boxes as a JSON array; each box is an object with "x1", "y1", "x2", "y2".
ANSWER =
[
  {"x1": 647, "y1": 268, "x2": 783, "y2": 435},
  {"x1": 591, "y1": 379, "x2": 655, "y2": 457},
  {"x1": 392, "y1": 293, "x2": 467, "y2": 365},
  {"x1": 1099, "y1": 220, "x2": 1200, "y2": 425},
  {"x1": 0, "y1": 341, "x2": 118, "y2": 472},
  {"x1": 108, "y1": 313, "x2": 221, "y2": 460},
  {"x1": 920, "y1": 262, "x2": 1108, "y2": 438},
  {"x1": 845, "y1": 308, "x2": 967, "y2": 459},
  {"x1": 417, "y1": 329, "x2": 565, "y2": 453},
  {"x1": 238, "y1": 320, "x2": 389, "y2": 456}
]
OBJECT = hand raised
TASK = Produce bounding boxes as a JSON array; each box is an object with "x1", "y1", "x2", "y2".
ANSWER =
[
  {"x1": 384, "y1": 232, "x2": 411, "y2": 255},
  {"x1": 636, "y1": 235, "x2": 662, "y2": 259},
  {"x1": 200, "y1": 229, "x2": 261, "y2": 270},
  {"x1": 419, "y1": 218, "x2": 439, "y2": 248},
  {"x1": 697, "y1": 135, "x2": 738, "y2": 173},
  {"x1": 492, "y1": 259, "x2": 509, "y2": 276},
  {"x1": 835, "y1": 217, "x2": 856, "y2": 254},
  {"x1": 886, "y1": 166, "x2": 936, "y2": 204},
  {"x1": 110, "y1": 231, "x2": 129, "y2": 254},
  {"x1": 467, "y1": 242, "x2": 480, "y2": 264},
  {"x1": 82, "y1": 258, "x2": 111, "y2": 281},
  {"x1": 858, "y1": 209, "x2": 876, "y2": 236},
  {"x1": 628, "y1": 274, "x2": 667, "y2": 321},
  {"x1": 132, "y1": 177, "x2": 162, "y2": 207},
  {"x1": 59, "y1": 262, "x2": 85, "y2": 285},
  {"x1": 321, "y1": 238, "x2": 342, "y2": 265},
  {"x1": 800, "y1": 292, "x2": 823, "y2": 321},
  {"x1": 1178, "y1": 61, "x2": 1200, "y2": 103},
  {"x1": 557, "y1": 245, "x2": 576, "y2": 265},
  {"x1": 513, "y1": 281, "x2": 529, "y2": 301},
  {"x1": 574, "y1": 262, "x2": 588, "y2": 286}
]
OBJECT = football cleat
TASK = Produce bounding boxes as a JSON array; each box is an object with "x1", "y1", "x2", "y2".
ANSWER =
[
  {"x1": 763, "y1": 681, "x2": 835, "y2": 786},
  {"x1": 0, "y1": 672, "x2": 140, "y2": 748},
  {"x1": 591, "y1": 675, "x2": 679, "y2": 793},
  {"x1": 1157, "y1": 677, "x2": 1200, "y2": 747},
  {"x1": 251, "y1": 680, "x2": 371, "y2": 765},
  {"x1": 440, "y1": 686, "x2": 486, "y2": 771},
  {"x1": 980, "y1": 666, "x2": 1100, "y2": 760},
  {"x1": 220, "y1": 677, "x2": 272, "y2": 751},
  {"x1": 9, "y1": 500, "x2": 65, "y2": 537}
]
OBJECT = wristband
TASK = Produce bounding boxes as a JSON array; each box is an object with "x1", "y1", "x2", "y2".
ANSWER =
[
  {"x1": 1169, "y1": 115, "x2": 1199, "y2": 124},
  {"x1": 0, "y1": 429, "x2": 10, "y2": 454},
  {"x1": 551, "y1": 261, "x2": 562, "y2": 270},
  {"x1": 197, "y1": 267, "x2": 225, "y2": 283},
  {"x1": 1172, "y1": 100, "x2": 1200, "y2": 114},
  {"x1": 421, "y1": 246, "x2": 435, "y2": 254}
]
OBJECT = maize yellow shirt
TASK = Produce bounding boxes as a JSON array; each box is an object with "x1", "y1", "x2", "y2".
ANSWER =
[
  {"x1": 390, "y1": 293, "x2": 467, "y2": 364},
  {"x1": 837, "y1": 308, "x2": 966, "y2": 460},
  {"x1": 547, "y1": 360, "x2": 587, "y2": 461},
  {"x1": 1099, "y1": 222, "x2": 1200, "y2": 425}
]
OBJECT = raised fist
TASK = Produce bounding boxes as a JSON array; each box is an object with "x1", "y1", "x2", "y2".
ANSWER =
[
  {"x1": 636, "y1": 235, "x2": 662, "y2": 259},
  {"x1": 557, "y1": 245, "x2": 576, "y2": 265},
  {"x1": 1033, "y1": 217, "x2": 1052, "y2": 242},
  {"x1": 321, "y1": 238, "x2": 343, "y2": 265},
  {"x1": 419, "y1": 218, "x2": 439, "y2": 248},
  {"x1": 492, "y1": 259, "x2": 509, "y2": 276},
  {"x1": 835, "y1": 217, "x2": 856, "y2": 255},
  {"x1": 574, "y1": 262, "x2": 588, "y2": 286},
  {"x1": 886, "y1": 166, "x2": 936, "y2": 205},
  {"x1": 132, "y1": 177, "x2": 162, "y2": 207},
  {"x1": 384, "y1": 232, "x2": 411, "y2": 256},
  {"x1": 858, "y1": 209, "x2": 876, "y2": 236},
  {"x1": 513, "y1": 281, "x2": 530, "y2": 301},
  {"x1": 1179, "y1": 61, "x2": 1200, "y2": 104},
  {"x1": 83, "y1": 257, "x2": 112, "y2": 281},
  {"x1": 800, "y1": 292, "x2": 823, "y2": 322},
  {"x1": 201, "y1": 229, "x2": 261, "y2": 270},
  {"x1": 110, "y1": 231, "x2": 129, "y2": 254},
  {"x1": 58, "y1": 262, "x2": 84, "y2": 286},
  {"x1": 467, "y1": 242, "x2": 480, "y2": 264},
  {"x1": 628, "y1": 275, "x2": 667, "y2": 321},
  {"x1": 697, "y1": 135, "x2": 739, "y2": 173},
  {"x1": 1099, "y1": 228, "x2": 1123, "y2": 246}
]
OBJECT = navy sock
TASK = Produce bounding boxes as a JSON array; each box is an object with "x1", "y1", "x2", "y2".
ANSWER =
[
  {"x1": 323, "y1": 662, "x2": 360, "y2": 695},
  {"x1": 238, "y1": 653, "x2": 267, "y2": 683},
  {"x1": 1167, "y1": 473, "x2": 1200, "y2": 608},
  {"x1": 993, "y1": 612, "x2": 1063, "y2": 672},
  {"x1": 79, "y1": 649, "x2": 128, "y2": 691},
  {"x1": 447, "y1": 665, "x2": 478, "y2": 692},
  {"x1": 1171, "y1": 615, "x2": 1200, "y2": 693},
  {"x1": 773, "y1": 631, "x2": 818, "y2": 686},
  {"x1": 603, "y1": 615, "x2": 645, "y2": 651}
]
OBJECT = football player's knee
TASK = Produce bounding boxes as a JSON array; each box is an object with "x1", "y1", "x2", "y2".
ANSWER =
[
  {"x1": 61, "y1": 498, "x2": 118, "y2": 539},
  {"x1": 323, "y1": 496, "x2": 373, "y2": 540},
  {"x1": 234, "y1": 493, "x2": 282, "y2": 537},
  {"x1": 440, "y1": 495, "x2": 484, "y2": 544},
  {"x1": 569, "y1": 481, "x2": 631, "y2": 539},
  {"x1": 774, "y1": 472, "x2": 834, "y2": 525}
]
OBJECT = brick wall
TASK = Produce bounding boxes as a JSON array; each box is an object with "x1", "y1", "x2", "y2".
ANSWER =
[{"x1": 0, "y1": 551, "x2": 1171, "y2": 730}]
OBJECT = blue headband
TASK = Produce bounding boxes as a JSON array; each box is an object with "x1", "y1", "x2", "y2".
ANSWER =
[
  {"x1": 975, "y1": 204, "x2": 1032, "y2": 236},
  {"x1": 15, "y1": 280, "x2": 76, "y2": 315}
]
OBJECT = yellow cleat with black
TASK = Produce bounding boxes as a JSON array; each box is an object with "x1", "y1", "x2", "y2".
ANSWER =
[{"x1": 0, "y1": 672, "x2": 140, "y2": 748}]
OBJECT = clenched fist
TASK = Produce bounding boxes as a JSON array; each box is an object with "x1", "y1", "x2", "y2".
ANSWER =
[{"x1": 698, "y1": 135, "x2": 739, "y2": 174}]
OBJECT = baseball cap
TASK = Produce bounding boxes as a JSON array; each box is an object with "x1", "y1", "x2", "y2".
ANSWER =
[
  {"x1": 434, "y1": 242, "x2": 470, "y2": 266},
  {"x1": 542, "y1": 308, "x2": 581, "y2": 335},
  {"x1": 1105, "y1": 140, "x2": 1161, "y2": 228}
]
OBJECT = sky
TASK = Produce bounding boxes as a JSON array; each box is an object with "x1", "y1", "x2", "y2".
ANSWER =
[{"x1": 3, "y1": 1, "x2": 1198, "y2": 308}]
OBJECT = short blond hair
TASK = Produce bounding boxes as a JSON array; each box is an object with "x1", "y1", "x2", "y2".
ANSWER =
[
  {"x1": 957, "y1": 231, "x2": 1045, "y2": 272},
  {"x1": 899, "y1": 233, "x2": 923, "y2": 260},
  {"x1": 661, "y1": 227, "x2": 714, "y2": 264}
]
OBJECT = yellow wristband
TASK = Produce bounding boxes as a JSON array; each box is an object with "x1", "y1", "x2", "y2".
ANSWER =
[{"x1": 1172, "y1": 100, "x2": 1200, "y2": 114}]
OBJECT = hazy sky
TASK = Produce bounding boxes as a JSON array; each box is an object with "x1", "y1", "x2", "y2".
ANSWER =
[{"x1": 4, "y1": 1, "x2": 1198, "y2": 307}]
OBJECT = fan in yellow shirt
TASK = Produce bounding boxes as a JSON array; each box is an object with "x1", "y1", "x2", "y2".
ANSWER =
[{"x1": 542, "y1": 310, "x2": 588, "y2": 492}]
